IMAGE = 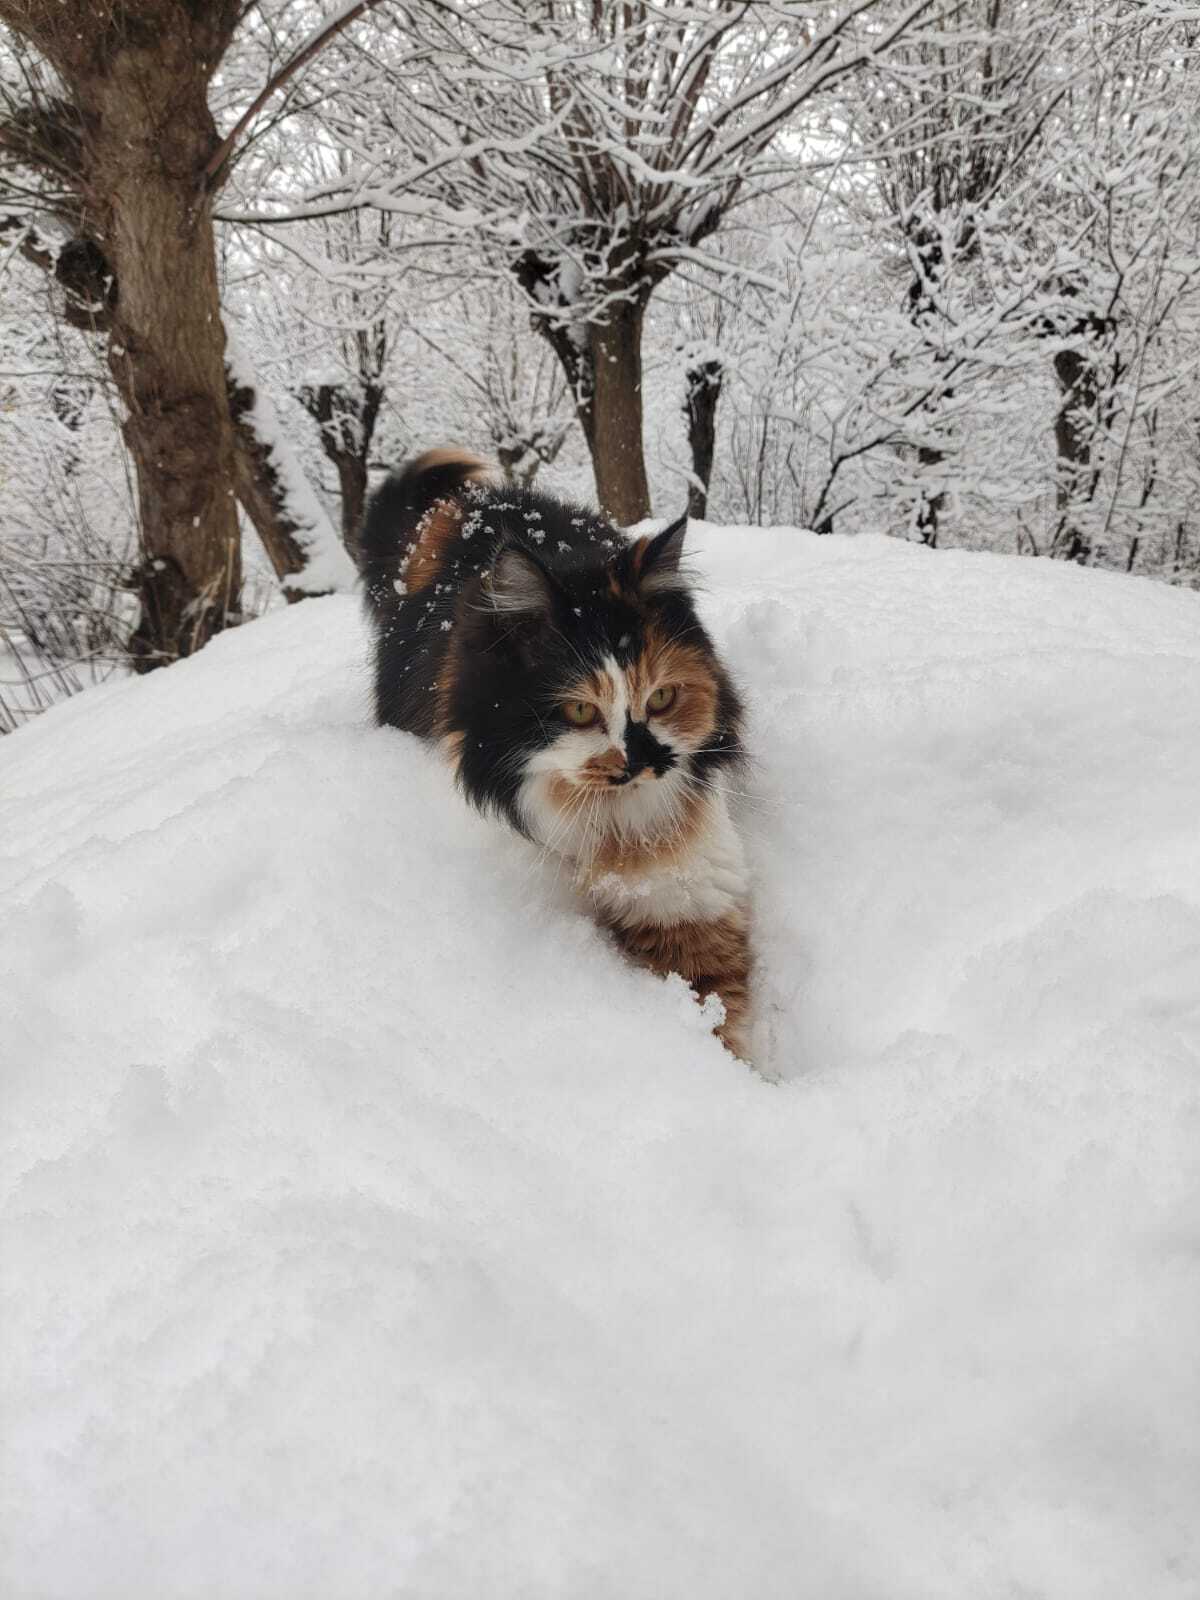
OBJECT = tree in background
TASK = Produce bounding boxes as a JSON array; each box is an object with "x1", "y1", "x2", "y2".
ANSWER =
[
  {"x1": 1029, "y1": 6, "x2": 1200, "y2": 565},
  {"x1": 307, "y1": 0, "x2": 945, "y2": 523},
  {"x1": 672, "y1": 279, "x2": 731, "y2": 520},
  {"x1": 0, "y1": 1, "x2": 366, "y2": 668},
  {"x1": 846, "y1": 0, "x2": 1070, "y2": 545},
  {"x1": 6, "y1": 0, "x2": 1200, "y2": 736},
  {"x1": 0, "y1": 2, "x2": 247, "y2": 667},
  {"x1": 695, "y1": 0, "x2": 1200, "y2": 575},
  {"x1": 298, "y1": 331, "x2": 385, "y2": 563},
  {"x1": 408, "y1": 285, "x2": 575, "y2": 489}
]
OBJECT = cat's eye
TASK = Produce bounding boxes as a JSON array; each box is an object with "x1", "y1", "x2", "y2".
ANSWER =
[
  {"x1": 563, "y1": 700, "x2": 599, "y2": 728},
  {"x1": 646, "y1": 685, "x2": 677, "y2": 714}
]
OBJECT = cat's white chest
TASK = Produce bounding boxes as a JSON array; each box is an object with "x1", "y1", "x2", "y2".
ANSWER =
[
  {"x1": 583, "y1": 788, "x2": 748, "y2": 929},
  {"x1": 518, "y1": 765, "x2": 748, "y2": 928}
]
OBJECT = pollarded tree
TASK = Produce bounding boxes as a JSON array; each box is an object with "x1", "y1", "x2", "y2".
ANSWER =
[
  {"x1": 1025, "y1": 4, "x2": 1200, "y2": 565},
  {"x1": 842, "y1": 0, "x2": 1200, "y2": 564},
  {"x1": 0, "y1": 2, "x2": 367, "y2": 668},
  {"x1": 0, "y1": 5, "x2": 247, "y2": 666},
  {"x1": 844, "y1": 0, "x2": 1071, "y2": 543},
  {"x1": 263, "y1": 0, "x2": 945, "y2": 524}
]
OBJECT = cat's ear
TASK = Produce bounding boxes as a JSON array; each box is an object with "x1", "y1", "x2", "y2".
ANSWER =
[
  {"x1": 484, "y1": 543, "x2": 558, "y2": 618},
  {"x1": 637, "y1": 513, "x2": 688, "y2": 596}
]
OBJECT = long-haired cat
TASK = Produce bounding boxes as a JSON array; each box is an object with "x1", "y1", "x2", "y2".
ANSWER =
[{"x1": 360, "y1": 449, "x2": 752, "y2": 1058}]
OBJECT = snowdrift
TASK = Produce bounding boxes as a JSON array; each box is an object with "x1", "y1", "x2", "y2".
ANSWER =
[{"x1": 3, "y1": 527, "x2": 1199, "y2": 1598}]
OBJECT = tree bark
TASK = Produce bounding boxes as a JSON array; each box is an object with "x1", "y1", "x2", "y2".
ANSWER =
[
  {"x1": 1, "y1": 1, "x2": 244, "y2": 671},
  {"x1": 5, "y1": 209, "x2": 331, "y2": 603},
  {"x1": 906, "y1": 229, "x2": 949, "y2": 547},
  {"x1": 589, "y1": 298, "x2": 651, "y2": 524},
  {"x1": 1051, "y1": 346, "x2": 1099, "y2": 563},
  {"x1": 913, "y1": 438, "x2": 947, "y2": 547},
  {"x1": 82, "y1": 31, "x2": 240, "y2": 670},
  {"x1": 514, "y1": 250, "x2": 597, "y2": 460},
  {"x1": 298, "y1": 381, "x2": 383, "y2": 563},
  {"x1": 683, "y1": 355, "x2": 723, "y2": 520},
  {"x1": 515, "y1": 250, "x2": 653, "y2": 524},
  {"x1": 332, "y1": 451, "x2": 369, "y2": 557}
]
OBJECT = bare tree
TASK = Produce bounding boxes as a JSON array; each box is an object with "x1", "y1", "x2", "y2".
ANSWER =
[
  {"x1": 0, "y1": 6, "x2": 247, "y2": 667},
  {"x1": 285, "y1": 194, "x2": 397, "y2": 558},
  {"x1": 264, "y1": 0, "x2": 944, "y2": 523},
  {"x1": 682, "y1": 352, "x2": 724, "y2": 520},
  {"x1": 0, "y1": 3, "x2": 369, "y2": 668},
  {"x1": 1031, "y1": 8, "x2": 1200, "y2": 564},
  {"x1": 298, "y1": 326, "x2": 385, "y2": 563},
  {"x1": 847, "y1": 0, "x2": 1070, "y2": 543}
]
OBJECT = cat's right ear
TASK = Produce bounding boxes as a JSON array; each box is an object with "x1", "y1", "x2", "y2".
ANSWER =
[
  {"x1": 637, "y1": 512, "x2": 689, "y2": 596},
  {"x1": 484, "y1": 543, "x2": 558, "y2": 619}
]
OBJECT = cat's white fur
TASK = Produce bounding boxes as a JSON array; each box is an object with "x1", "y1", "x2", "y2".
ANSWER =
[
  {"x1": 515, "y1": 650, "x2": 749, "y2": 932},
  {"x1": 583, "y1": 785, "x2": 748, "y2": 929}
]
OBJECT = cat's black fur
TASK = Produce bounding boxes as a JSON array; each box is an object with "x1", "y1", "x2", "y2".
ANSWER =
[{"x1": 360, "y1": 451, "x2": 743, "y2": 835}]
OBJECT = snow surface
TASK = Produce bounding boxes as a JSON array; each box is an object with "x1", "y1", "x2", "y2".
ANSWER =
[{"x1": 2, "y1": 527, "x2": 1199, "y2": 1598}]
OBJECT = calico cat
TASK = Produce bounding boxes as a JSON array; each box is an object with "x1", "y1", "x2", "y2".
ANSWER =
[{"x1": 361, "y1": 448, "x2": 752, "y2": 1058}]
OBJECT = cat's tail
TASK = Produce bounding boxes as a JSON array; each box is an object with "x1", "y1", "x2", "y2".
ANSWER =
[{"x1": 360, "y1": 447, "x2": 490, "y2": 620}]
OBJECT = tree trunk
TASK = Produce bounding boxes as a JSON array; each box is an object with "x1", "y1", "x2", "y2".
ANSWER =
[
  {"x1": 515, "y1": 252, "x2": 652, "y2": 525},
  {"x1": 298, "y1": 381, "x2": 382, "y2": 563},
  {"x1": 914, "y1": 438, "x2": 946, "y2": 547},
  {"x1": 514, "y1": 250, "x2": 596, "y2": 459},
  {"x1": 1051, "y1": 346, "x2": 1098, "y2": 563},
  {"x1": 907, "y1": 235, "x2": 948, "y2": 548},
  {"x1": 683, "y1": 356, "x2": 723, "y2": 519},
  {"x1": 79, "y1": 20, "x2": 241, "y2": 670},
  {"x1": 589, "y1": 299, "x2": 651, "y2": 524},
  {"x1": 333, "y1": 452, "x2": 369, "y2": 556}
]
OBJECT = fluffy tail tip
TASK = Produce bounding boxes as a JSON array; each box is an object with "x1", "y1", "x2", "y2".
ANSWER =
[
  {"x1": 359, "y1": 446, "x2": 492, "y2": 608},
  {"x1": 404, "y1": 446, "x2": 491, "y2": 483}
]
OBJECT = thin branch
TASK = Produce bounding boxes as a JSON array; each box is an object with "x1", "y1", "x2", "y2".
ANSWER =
[{"x1": 204, "y1": 0, "x2": 388, "y2": 192}]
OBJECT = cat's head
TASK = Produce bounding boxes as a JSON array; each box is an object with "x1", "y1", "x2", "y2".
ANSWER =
[{"x1": 446, "y1": 512, "x2": 743, "y2": 846}]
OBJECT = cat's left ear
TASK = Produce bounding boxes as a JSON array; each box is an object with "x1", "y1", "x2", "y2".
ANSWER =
[
  {"x1": 637, "y1": 512, "x2": 688, "y2": 596},
  {"x1": 484, "y1": 542, "x2": 558, "y2": 618}
]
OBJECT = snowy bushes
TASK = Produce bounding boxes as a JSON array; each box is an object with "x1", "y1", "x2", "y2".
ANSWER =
[{"x1": 0, "y1": 363, "x2": 136, "y2": 732}]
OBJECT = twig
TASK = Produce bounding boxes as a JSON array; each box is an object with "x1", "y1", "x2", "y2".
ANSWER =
[{"x1": 204, "y1": 0, "x2": 387, "y2": 192}]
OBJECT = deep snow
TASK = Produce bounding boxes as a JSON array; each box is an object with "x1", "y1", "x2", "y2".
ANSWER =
[{"x1": 2, "y1": 527, "x2": 1199, "y2": 1598}]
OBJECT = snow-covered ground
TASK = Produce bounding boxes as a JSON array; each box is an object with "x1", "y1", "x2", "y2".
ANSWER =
[{"x1": 2, "y1": 526, "x2": 1199, "y2": 1598}]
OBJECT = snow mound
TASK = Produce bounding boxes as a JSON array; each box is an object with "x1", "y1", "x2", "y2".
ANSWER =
[{"x1": 3, "y1": 528, "x2": 1199, "y2": 1598}]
